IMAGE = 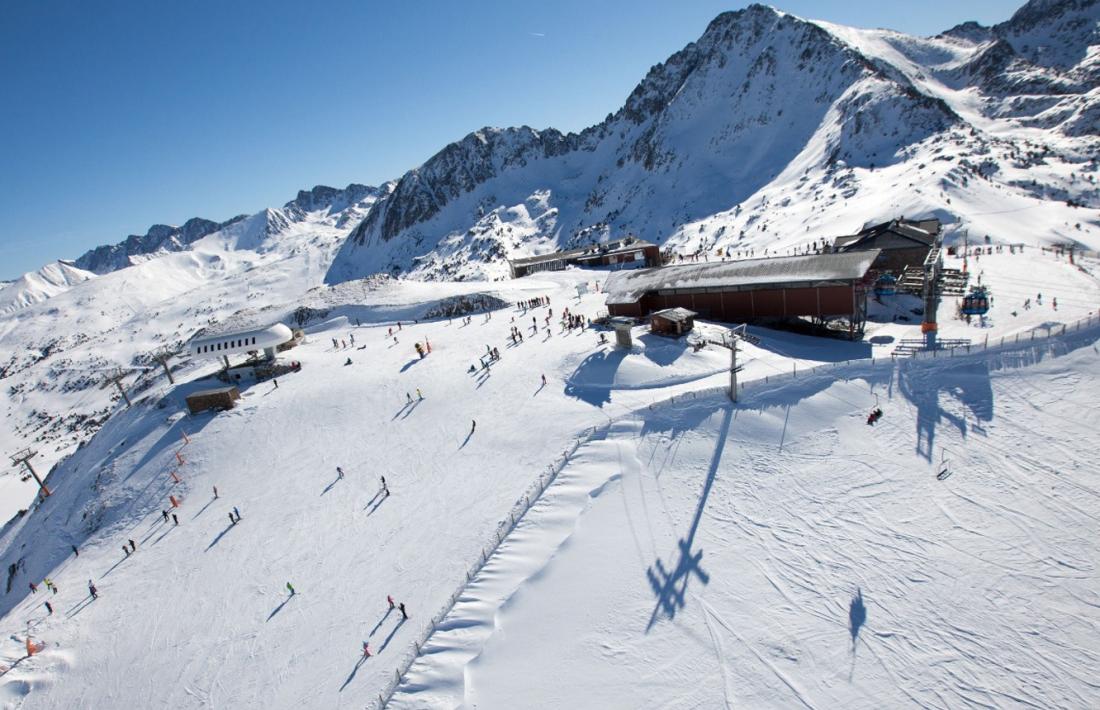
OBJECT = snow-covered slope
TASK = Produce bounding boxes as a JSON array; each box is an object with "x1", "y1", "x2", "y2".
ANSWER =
[
  {"x1": 394, "y1": 333, "x2": 1100, "y2": 709},
  {"x1": 1, "y1": 258, "x2": 1098, "y2": 708},
  {"x1": 325, "y1": 0, "x2": 1099, "y2": 283},
  {"x1": 0, "y1": 262, "x2": 97, "y2": 315}
]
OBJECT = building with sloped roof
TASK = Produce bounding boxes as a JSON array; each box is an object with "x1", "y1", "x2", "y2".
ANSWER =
[
  {"x1": 833, "y1": 218, "x2": 941, "y2": 273},
  {"x1": 604, "y1": 251, "x2": 879, "y2": 338},
  {"x1": 508, "y1": 238, "x2": 661, "y2": 278}
]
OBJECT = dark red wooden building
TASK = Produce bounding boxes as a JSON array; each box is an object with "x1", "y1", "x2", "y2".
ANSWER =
[{"x1": 604, "y1": 251, "x2": 879, "y2": 338}]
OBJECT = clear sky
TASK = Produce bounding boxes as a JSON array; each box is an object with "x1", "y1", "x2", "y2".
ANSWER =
[{"x1": 0, "y1": 0, "x2": 1026, "y2": 279}]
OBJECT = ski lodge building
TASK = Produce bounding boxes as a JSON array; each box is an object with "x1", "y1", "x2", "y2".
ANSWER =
[
  {"x1": 603, "y1": 251, "x2": 879, "y2": 338},
  {"x1": 832, "y1": 218, "x2": 941, "y2": 273},
  {"x1": 188, "y1": 322, "x2": 295, "y2": 366},
  {"x1": 509, "y1": 238, "x2": 661, "y2": 278}
]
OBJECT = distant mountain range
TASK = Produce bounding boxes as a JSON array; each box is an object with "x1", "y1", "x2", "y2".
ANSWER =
[{"x1": 5, "y1": 0, "x2": 1098, "y2": 309}]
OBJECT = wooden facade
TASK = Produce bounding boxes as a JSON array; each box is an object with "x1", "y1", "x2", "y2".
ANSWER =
[
  {"x1": 185, "y1": 386, "x2": 241, "y2": 415},
  {"x1": 650, "y1": 308, "x2": 696, "y2": 336}
]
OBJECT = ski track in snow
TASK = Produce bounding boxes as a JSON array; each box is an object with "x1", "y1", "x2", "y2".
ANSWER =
[{"x1": 392, "y1": 325, "x2": 1100, "y2": 709}]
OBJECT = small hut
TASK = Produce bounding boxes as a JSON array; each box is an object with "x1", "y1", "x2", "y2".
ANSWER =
[
  {"x1": 650, "y1": 308, "x2": 696, "y2": 337},
  {"x1": 186, "y1": 386, "x2": 241, "y2": 415}
]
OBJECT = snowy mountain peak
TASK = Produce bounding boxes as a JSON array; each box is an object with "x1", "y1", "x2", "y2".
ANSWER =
[{"x1": 73, "y1": 215, "x2": 245, "y2": 275}]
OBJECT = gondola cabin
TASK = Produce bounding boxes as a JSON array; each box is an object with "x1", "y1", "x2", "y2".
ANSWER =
[
  {"x1": 961, "y1": 286, "x2": 990, "y2": 316},
  {"x1": 873, "y1": 273, "x2": 897, "y2": 297}
]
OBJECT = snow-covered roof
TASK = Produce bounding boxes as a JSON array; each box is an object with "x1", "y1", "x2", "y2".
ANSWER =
[
  {"x1": 835, "y1": 219, "x2": 939, "y2": 250},
  {"x1": 603, "y1": 251, "x2": 880, "y2": 305},
  {"x1": 188, "y1": 322, "x2": 293, "y2": 358},
  {"x1": 651, "y1": 307, "x2": 697, "y2": 322},
  {"x1": 510, "y1": 238, "x2": 655, "y2": 268}
]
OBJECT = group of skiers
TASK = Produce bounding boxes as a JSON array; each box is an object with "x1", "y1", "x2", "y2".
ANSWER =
[
  {"x1": 518, "y1": 296, "x2": 549, "y2": 311},
  {"x1": 332, "y1": 333, "x2": 357, "y2": 349}
]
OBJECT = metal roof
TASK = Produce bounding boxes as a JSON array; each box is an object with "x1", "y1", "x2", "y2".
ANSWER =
[
  {"x1": 603, "y1": 250, "x2": 880, "y2": 305},
  {"x1": 834, "y1": 219, "x2": 938, "y2": 250},
  {"x1": 651, "y1": 307, "x2": 697, "y2": 321},
  {"x1": 510, "y1": 238, "x2": 655, "y2": 268},
  {"x1": 187, "y1": 386, "x2": 239, "y2": 398}
]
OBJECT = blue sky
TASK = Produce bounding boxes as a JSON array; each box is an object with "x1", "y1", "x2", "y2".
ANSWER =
[{"x1": 0, "y1": 0, "x2": 1025, "y2": 278}]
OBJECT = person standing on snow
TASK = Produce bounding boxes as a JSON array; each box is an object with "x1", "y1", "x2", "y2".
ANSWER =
[
  {"x1": 213, "y1": 485, "x2": 219, "y2": 499},
  {"x1": 29, "y1": 582, "x2": 37, "y2": 594},
  {"x1": 44, "y1": 601, "x2": 53, "y2": 615},
  {"x1": 362, "y1": 641, "x2": 372, "y2": 657},
  {"x1": 286, "y1": 582, "x2": 296, "y2": 596},
  {"x1": 416, "y1": 388, "x2": 423, "y2": 400},
  {"x1": 387, "y1": 595, "x2": 395, "y2": 610},
  {"x1": 399, "y1": 602, "x2": 409, "y2": 619},
  {"x1": 471, "y1": 420, "x2": 477, "y2": 434},
  {"x1": 337, "y1": 466, "x2": 345, "y2": 479},
  {"x1": 229, "y1": 512, "x2": 237, "y2": 526},
  {"x1": 88, "y1": 580, "x2": 98, "y2": 600},
  {"x1": 233, "y1": 506, "x2": 241, "y2": 521}
]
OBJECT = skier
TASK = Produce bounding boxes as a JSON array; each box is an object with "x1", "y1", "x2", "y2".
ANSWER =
[
  {"x1": 398, "y1": 602, "x2": 408, "y2": 619},
  {"x1": 362, "y1": 641, "x2": 372, "y2": 658},
  {"x1": 541, "y1": 374, "x2": 547, "y2": 386},
  {"x1": 162, "y1": 509, "x2": 170, "y2": 523},
  {"x1": 337, "y1": 466, "x2": 345, "y2": 479},
  {"x1": 345, "y1": 357, "x2": 352, "y2": 366},
  {"x1": 350, "y1": 333, "x2": 356, "y2": 346},
  {"x1": 416, "y1": 388, "x2": 423, "y2": 400},
  {"x1": 29, "y1": 582, "x2": 37, "y2": 594},
  {"x1": 471, "y1": 420, "x2": 477, "y2": 433},
  {"x1": 387, "y1": 594, "x2": 395, "y2": 610},
  {"x1": 88, "y1": 580, "x2": 98, "y2": 600},
  {"x1": 332, "y1": 338, "x2": 338, "y2": 349},
  {"x1": 273, "y1": 379, "x2": 279, "y2": 389},
  {"x1": 45, "y1": 601, "x2": 53, "y2": 615},
  {"x1": 407, "y1": 392, "x2": 413, "y2": 404},
  {"x1": 123, "y1": 545, "x2": 130, "y2": 557},
  {"x1": 341, "y1": 340, "x2": 347, "y2": 349},
  {"x1": 172, "y1": 514, "x2": 179, "y2": 526},
  {"x1": 213, "y1": 485, "x2": 219, "y2": 499},
  {"x1": 71, "y1": 545, "x2": 79, "y2": 557},
  {"x1": 229, "y1": 512, "x2": 237, "y2": 526},
  {"x1": 233, "y1": 506, "x2": 241, "y2": 521},
  {"x1": 129, "y1": 539, "x2": 137, "y2": 553},
  {"x1": 380, "y1": 475, "x2": 386, "y2": 489},
  {"x1": 286, "y1": 582, "x2": 296, "y2": 596}
]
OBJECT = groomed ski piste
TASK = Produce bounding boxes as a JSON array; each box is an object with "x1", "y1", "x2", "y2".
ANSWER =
[{"x1": 2, "y1": 246, "x2": 1099, "y2": 709}]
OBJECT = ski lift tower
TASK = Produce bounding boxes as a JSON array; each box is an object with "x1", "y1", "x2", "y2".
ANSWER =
[
  {"x1": 715, "y1": 324, "x2": 760, "y2": 402},
  {"x1": 920, "y1": 242, "x2": 946, "y2": 350},
  {"x1": 150, "y1": 346, "x2": 178, "y2": 385},
  {"x1": 103, "y1": 368, "x2": 133, "y2": 408},
  {"x1": 9, "y1": 448, "x2": 50, "y2": 498}
]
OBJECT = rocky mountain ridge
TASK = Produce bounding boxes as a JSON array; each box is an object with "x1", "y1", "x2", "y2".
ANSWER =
[{"x1": 325, "y1": 0, "x2": 1099, "y2": 283}]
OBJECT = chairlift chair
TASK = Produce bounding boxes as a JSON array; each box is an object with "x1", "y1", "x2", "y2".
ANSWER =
[{"x1": 936, "y1": 450, "x2": 951, "y2": 481}]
